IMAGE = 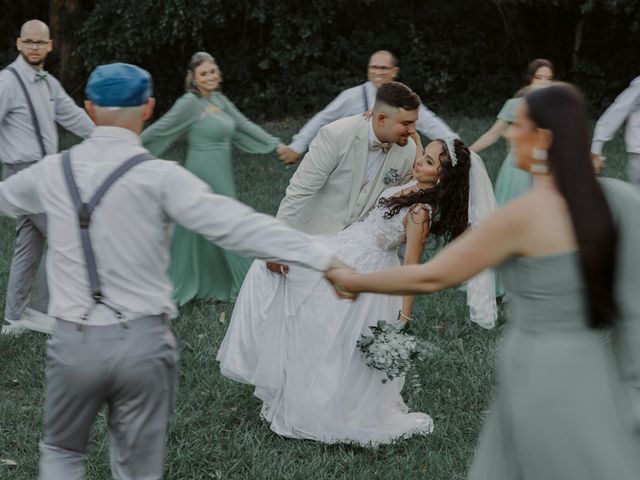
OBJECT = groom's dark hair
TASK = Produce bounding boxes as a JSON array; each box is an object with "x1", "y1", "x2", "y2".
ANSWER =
[{"x1": 374, "y1": 81, "x2": 421, "y2": 112}]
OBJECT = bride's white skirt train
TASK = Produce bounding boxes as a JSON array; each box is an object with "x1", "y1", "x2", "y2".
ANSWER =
[{"x1": 217, "y1": 250, "x2": 433, "y2": 446}]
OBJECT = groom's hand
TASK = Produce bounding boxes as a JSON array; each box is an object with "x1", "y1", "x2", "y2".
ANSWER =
[{"x1": 266, "y1": 261, "x2": 289, "y2": 276}]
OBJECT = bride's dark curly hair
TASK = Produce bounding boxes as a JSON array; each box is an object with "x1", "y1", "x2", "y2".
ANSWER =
[{"x1": 378, "y1": 138, "x2": 471, "y2": 242}]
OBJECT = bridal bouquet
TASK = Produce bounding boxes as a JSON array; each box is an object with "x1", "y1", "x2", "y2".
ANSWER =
[{"x1": 357, "y1": 320, "x2": 435, "y2": 384}]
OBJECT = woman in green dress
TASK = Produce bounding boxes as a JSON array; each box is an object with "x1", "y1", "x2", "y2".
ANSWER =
[
  {"x1": 327, "y1": 84, "x2": 640, "y2": 479},
  {"x1": 141, "y1": 52, "x2": 284, "y2": 304},
  {"x1": 470, "y1": 59, "x2": 554, "y2": 207}
]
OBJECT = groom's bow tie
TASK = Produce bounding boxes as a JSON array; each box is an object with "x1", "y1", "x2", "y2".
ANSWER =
[
  {"x1": 371, "y1": 141, "x2": 392, "y2": 154},
  {"x1": 35, "y1": 71, "x2": 48, "y2": 81}
]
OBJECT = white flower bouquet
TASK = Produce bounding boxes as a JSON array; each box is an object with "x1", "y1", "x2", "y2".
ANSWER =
[{"x1": 356, "y1": 320, "x2": 436, "y2": 383}]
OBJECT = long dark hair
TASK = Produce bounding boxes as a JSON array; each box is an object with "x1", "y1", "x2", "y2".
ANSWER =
[
  {"x1": 525, "y1": 84, "x2": 618, "y2": 328},
  {"x1": 378, "y1": 138, "x2": 470, "y2": 242},
  {"x1": 524, "y1": 58, "x2": 554, "y2": 85}
]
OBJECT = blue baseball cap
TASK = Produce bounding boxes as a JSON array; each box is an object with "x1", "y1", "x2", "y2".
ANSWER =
[{"x1": 86, "y1": 63, "x2": 153, "y2": 107}]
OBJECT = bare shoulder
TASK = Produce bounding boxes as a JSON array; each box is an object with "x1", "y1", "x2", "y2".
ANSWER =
[{"x1": 407, "y1": 203, "x2": 431, "y2": 222}]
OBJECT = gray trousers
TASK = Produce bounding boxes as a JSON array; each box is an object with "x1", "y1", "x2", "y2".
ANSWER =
[
  {"x1": 628, "y1": 153, "x2": 640, "y2": 186},
  {"x1": 2, "y1": 161, "x2": 49, "y2": 321},
  {"x1": 39, "y1": 316, "x2": 179, "y2": 480}
]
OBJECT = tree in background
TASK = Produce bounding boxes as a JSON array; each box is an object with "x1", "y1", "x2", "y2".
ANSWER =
[{"x1": 2, "y1": 0, "x2": 639, "y2": 119}]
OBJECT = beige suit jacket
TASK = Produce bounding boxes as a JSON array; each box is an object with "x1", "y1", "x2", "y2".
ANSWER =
[{"x1": 276, "y1": 114, "x2": 415, "y2": 234}]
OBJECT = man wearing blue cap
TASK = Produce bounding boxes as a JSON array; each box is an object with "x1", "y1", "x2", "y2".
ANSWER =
[
  {"x1": 0, "y1": 62, "x2": 350, "y2": 479},
  {"x1": 0, "y1": 19, "x2": 94, "y2": 335}
]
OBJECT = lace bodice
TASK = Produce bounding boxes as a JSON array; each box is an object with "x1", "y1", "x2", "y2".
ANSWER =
[{"x1": 329, "y1": 182, "x2": 419, "y2": 267}]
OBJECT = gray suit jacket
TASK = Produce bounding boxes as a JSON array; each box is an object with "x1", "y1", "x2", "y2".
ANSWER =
[{"x1": 276, "y1": 114, "x2": 415, "y2": 234}]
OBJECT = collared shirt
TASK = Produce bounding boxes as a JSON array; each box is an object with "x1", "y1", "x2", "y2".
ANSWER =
[
  {"x1": 367, "y1": 120, "x2": 387, "y2": 182},
  {"x1": 0, "y1": 55, "x2": 94, "y2": 165},
  {"x1": 592, "y1": 76, "x2": 640, "y2": 155},
  {"x1": 289, "y1": 81, "x2": 457, "y2": 154},
  {"x1": 0, "y1": 126, "x2": 334, "y2": 325}
]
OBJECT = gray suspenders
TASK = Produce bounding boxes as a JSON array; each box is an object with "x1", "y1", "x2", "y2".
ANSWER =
[
  {"x1": 361, "y1": 84, "x2": 369, "y2": 112},
  {"x1": 7, "y1": 66, "x2": 46, "y2": 158},
  {"x1": 61, "y1": 149, "x2": 154, "y2": 320}
]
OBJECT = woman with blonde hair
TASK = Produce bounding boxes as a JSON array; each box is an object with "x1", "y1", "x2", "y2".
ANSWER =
[{"x1": 142, "y1": 52, "x2": 284, "y2": 304}]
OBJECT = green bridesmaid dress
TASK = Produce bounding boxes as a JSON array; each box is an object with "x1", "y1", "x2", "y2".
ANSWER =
[
  {"x1": 468, "y1": 178, "x2": 640, "y2": 479},
  {"x1": 141, "y1": 92, "x2": 281, "y2": 304},
  {"x1": 493, "y1": 98, "x2": 533, "y2": 207}
]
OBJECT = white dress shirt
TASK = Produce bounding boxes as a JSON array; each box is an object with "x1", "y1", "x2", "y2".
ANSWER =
[
  {"x1": 289, "y1": 81, "x2": 457, "y2": 154},
  {"x1": 592, "y1": 76, "x2": 640, "y2": 156},
  {"x1": 0, "y1": 55, "x2": 94, "y2": 165},
  {"x1": 367, "y1": 120, "x2": 387, "y2": 182},
  {"x1": 0, "y1": 126, "x2": 334, "y2": 325}
]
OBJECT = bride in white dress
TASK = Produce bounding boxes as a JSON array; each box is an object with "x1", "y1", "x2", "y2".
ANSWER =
[{"x1": 217, "y1": 138, "x2": 497, "y2": 446}]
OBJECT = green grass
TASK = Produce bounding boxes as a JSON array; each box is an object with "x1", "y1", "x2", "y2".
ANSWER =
[{"x1": 0, "y1": 116, "x2": 628, "y2": 479}]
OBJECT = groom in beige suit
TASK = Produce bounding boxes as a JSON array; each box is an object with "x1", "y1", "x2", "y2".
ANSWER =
[{"x1": 269, "y1": 81, "x2": 420, "y2": 273}]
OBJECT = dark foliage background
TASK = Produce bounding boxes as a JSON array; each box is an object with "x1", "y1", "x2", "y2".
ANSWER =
[{"x1": 1, "y1": 0, "x2": 640, "y2": 120}]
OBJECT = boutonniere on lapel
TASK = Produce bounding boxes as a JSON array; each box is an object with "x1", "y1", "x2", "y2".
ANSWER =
[{"x1": 383, "y1": 168, "x2": 400, "y2": 185}]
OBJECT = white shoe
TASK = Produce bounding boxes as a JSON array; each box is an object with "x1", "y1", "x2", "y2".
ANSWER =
[{"x1": 1, "y1": 308, "x2": 55, "y2": 335}]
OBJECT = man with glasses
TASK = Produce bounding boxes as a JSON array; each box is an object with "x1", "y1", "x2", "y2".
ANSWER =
[
  {"x1": 0, "y1": 19, "x2": 94, "y2": 335},
  {"x1": 277, "y1": 50, "x2": 456, "y2": 164}
]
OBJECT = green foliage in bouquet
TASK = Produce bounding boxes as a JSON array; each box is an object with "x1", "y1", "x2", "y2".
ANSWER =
[{"x1": 357, "y1": 320, "x2": 438, "y2": 384}]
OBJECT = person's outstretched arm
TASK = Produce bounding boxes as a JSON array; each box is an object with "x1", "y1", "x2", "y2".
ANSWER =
[
  {"x1": 328, "y1": 201, "x2": 522, "y2": 295},
  {"x1": 399, "y1": 205, "x2": 430, "y2": 324},
  {"x1": 469, "y1": 119, "x2": 509, "y2": 153},
  {"x1": 591, "y1": 76, "x2": 640, "y2": 156},
  {"x1": 416, "y1": 104, "x2": 458, "y2": 140},
  {"x1": 286, "y1": 87, "x2": 358, "y2": 158}
]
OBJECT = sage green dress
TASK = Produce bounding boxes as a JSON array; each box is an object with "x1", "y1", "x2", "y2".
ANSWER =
[
  {"x1": 493, "y1": 98, "x2": 533, "y2": 207},
  {"x1": 141, "y1": 92, "x2": 281, "y2": 304},
  {"x1": 468, "y1": 178, "x2": 640, "y2": 479}
]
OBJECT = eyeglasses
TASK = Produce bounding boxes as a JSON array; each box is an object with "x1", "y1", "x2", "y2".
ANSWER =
[
  {"x1": 533, "y1": 74, "x2": 553, "y2": 82},
  {"x1": 21, "y1": 40, "x2": 50, "y2": 50},
  {"x1": 368, "y1": 65, "x2": 395, "y2": 71}
]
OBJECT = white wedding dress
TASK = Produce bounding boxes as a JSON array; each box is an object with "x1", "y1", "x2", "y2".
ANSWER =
[
  {"x1": 217, "y1": 179, "x2": 496, "y2": 446},
  {"x1": 217, "y1": 182, "x2": 434, "y2": 446}
]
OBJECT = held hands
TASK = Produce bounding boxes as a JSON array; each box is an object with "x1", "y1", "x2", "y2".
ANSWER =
[
  {"x1": 268, "y1": 258, "x2": 359, "y2": 300},
  {"x1": 277, "y1": 144, "x2": 301, "y2": 165},
  {"x1": 325, "y1": 258, "x2": 359, "y2": 300}
]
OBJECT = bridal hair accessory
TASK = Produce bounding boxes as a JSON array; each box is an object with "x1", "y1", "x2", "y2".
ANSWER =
[
  {"x1": 532, "y1": 147, "x2": 548, "y2": 161},
  {"x1": 443, "y1": 138, "x2": 458, "y2": 167}
]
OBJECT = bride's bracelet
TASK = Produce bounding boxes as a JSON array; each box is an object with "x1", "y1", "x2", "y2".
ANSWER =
[{"x1": 398, "y1": 311, "x2": 413, "y2": 322}]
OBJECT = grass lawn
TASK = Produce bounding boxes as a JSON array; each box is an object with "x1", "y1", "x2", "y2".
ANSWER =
[{"x1": 0, "y1": 115, "x2": 628, "y2": 479}]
